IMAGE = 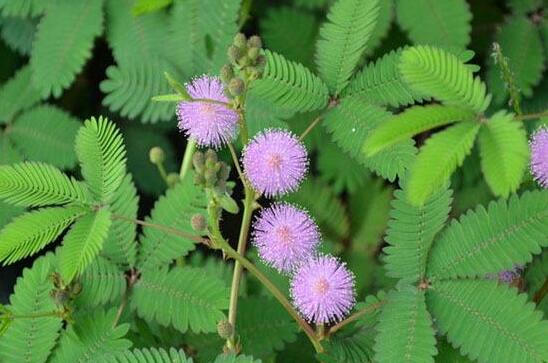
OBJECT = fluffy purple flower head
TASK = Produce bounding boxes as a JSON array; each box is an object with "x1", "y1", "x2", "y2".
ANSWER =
[
  {"x1": 242, "y1": 130, "x2": 308, "y2": 197},
  {"x1": 530, "y1": 126, "x2": 548, "y2": 188},
  {"x1": 290, "y1": 255, "x2": 355, "y2": 324},
  {"x1": 252, "y1": 203, "x2": 320, "y2": 273},
  {"x1": 176, "y1": 75, "x2": 239, "y2": 148}
]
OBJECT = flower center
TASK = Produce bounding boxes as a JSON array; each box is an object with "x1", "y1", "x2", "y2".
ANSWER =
[
  {"x1": 267, "y1": 153, "x2": 282, "y2": 170},
  {"x1": 313, "y1": 278, "x2": 330, "y2": 296},
  {"x1": 275, "y1": 226, "x2": 293, "y2": 246},
  {"x1": 199, "y1": 103, "x2": 216, "y2": 117}
]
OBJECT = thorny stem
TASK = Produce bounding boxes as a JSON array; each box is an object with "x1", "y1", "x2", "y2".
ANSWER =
[
  {"x1": 112, "y1": 269, "x2": 140, "y2": 327},
  {"x1": 533, "y1": 278, "x2": 548, "y2": 305},
  {"x1": 299, "y1": 115, "x2": 322, "y2": 141},
  {"x1": 111, "y1": 214, "x2": 209, "y2": 245},
  {"x1": 226, "y1": 186, "x2": 257, "y2": 351},
  {"x1": 179, "y1": 138, "x2": 197, "y2": 179},
  {"x1": 220, "y1": 239, "x2": 323, "y2": 353},
  {"x1": 227, "y1": 143, "x2": 246, "y2": 185},
  {"x1": 515, "y1": 110, "x2": 548, "y2": 121},
  {"x1": 328, "y1": 300, "x2": 386, "y2": 336}
]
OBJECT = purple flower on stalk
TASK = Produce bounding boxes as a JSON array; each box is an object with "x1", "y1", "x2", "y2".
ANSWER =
[
  {"x1": 530, "y1": 126, "x2": 548, "y2": 188},
  {"x1": 242, "y1": 130, "x2": 308, "y2": 197},
  {"x1": 252, "y1": 203, "x2": 320, "y2": 273},
  {"x1": 176, "y1": 75, "x2": 239, "y2": 148},
  {"x1": 290, "y1": 255, "x2": 355, "y2": 324}
]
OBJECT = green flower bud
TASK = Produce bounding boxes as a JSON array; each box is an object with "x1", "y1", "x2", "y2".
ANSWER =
[
  {"x1": 217, "y1": 319, "x2": 233, "y2": 339},
  {"x1": 238, "y1": 55, "x2": 251, "y2": 67},
  {"x1": 194, "y1": 173, "x2": 205, "y2": 186},
  {"x1": 205, "y1": 149, "x2": 218, "y2": 165},
  {"x1": 220, "y1": 64, "x2": 234, "y2": 83},
  {"x1": 166, "y1": 173, "x2": 180, "y2": 187},
  {"x1": 233, "y1": 33, "x2": 247, "y2": 48},
  {"x1": 247, "y1": 47, "x2": 260, "y2": 61},
  {"x1": 218, "y1": 163, "x2": 230, "y2": 181},
  {"x1": 227, "y1": 45, "x2": 241, "y2": 63},
  {"x1": 192, "y1": 151, "x2": 205, "y2": 171},
  {"x1": 228, "y1": 78, "x2": 245, "y2": 96},
  {"x1": 247, "y1": 35, "x2": 262, "y2": 49},
  {"x1": 205, "y1": 169, "x2": 218, "y2": 185},
  {"x1": 149, "y1": 146, "x2": 165, "y2": 164},
  {"x1": 191, "y1": 214, "x2": 207, "y2": 232}
]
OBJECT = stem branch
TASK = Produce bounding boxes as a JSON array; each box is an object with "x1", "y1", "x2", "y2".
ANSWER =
[
  {"x1": 179, "y1": 138, "x2": 197, "y2": 179},
  {"x1": 328, "y1": 300, "x2": 385, "y2": 335}
]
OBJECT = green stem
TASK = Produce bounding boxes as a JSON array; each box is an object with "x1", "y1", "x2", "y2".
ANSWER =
[
  {"x1": 226, "y1": 186, "x2": 256, "y2": 351},
  {"x1": 299, "y1": 115, "x2": 322, "y2": 141},
  {"x1": 328, "y1": 300, "x2": 385, "y2": 335},
  {"x1": 156, "y1": 163, "x2": 169, "y2": 185},
  {"x1": 221, "y1": 239, "x2": 323, "y2": 353},
  {"x1": 515, "y1": 110, "x2": 548, "y2": 121},
  {"x1": 179, "y1": 138, "x2": 196, "y2": 179}
]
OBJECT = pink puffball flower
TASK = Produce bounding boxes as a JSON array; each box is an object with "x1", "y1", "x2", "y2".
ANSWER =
[
  {"x1": 176, "y1": 75, "x2": 239, "y2": 148},
  {"x1": 252, "y1": 203, "x2": 320, "y2": 273},
  {"x1": 290, "y1": 255, "x2": 355, "y2": 324},
  {"x1": 242, "y1": 130, "x2": 308, "y2": 197},
  {"x1": 530, "y1": 126, "x2": 548, "y2": 188}
]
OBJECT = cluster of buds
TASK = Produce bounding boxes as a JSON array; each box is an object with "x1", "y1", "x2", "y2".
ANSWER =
[
  {"x1": 221, "y1": 33, "x2": 266, "y2": 99},
  {"x1": 193, "y1": 149, "x2": 231, "y2": 194},
  {"x1": 50, "y1": 272, "x2": 81, "y2": 307}
]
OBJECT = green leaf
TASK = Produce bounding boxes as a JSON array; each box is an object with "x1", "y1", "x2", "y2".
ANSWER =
[
  {"x1": 261, "y1": 6, "x2": 319, "y2": 68},
  {"x1": 399, "y1": 45, "x2": 491, "y2": 113},
  {"x1": 525, "y1": 251, "x2": 548, "y2": 315},
  {"x1": 75, "y1": 116, "x2": 127, "y2": 203},
  {"x1": 318, "y1": 141, "x2": 369, "y2": 194},
  {"x1": 323, "y1": 96, "x2": 416, "y2": 181},
  {"x1": 9, "y1": 105, "x2": 81, "y2": 169},
  {"x1": 487, "y1": 17, "x2": 545, "y2": 106},
  {"x1": 284, "y1": 178, "x2": 350, "y2": 241},
  {"x1": 77, "y1": 256, "x2": 127, "y2": 307},
  {"x1": 407, "y1": 121, "x2": 480, "y2": 206},
  {"x1": 316, "y1": 0, "x2": 380, "y2": 93},
  {"x1": 50, "y1": 308, "x2": 132, "y2": 363},
  {"x1": 136, "y1": 173, "x2": 207, "y2": 272},
  {"x1": 165, "y1": 0, "x2": 241, "y2": 77},
  {"x1": 344, "y1": 49, "x2": 429, "y2": 108},
  {"x1": 131, "y1": 267, "x2": 229, "y2": 334},
  {"x1": 0, "y1": 65, "x2": 42, "y2": 123},
  {"x1": 426, "y1": 280, "x2": 548, "y2": 363},
  {"x1": 374, "y1": 285, "x2": 437, "y2": 363},
  {"x1": 59, "y1": 208, "x2": 112, "y2": 283},
  {"x1": 30, "y1": 0, "x2": 104, "y2": 97},
  {"x1": 100, "y1": 57, "x2": 176, "y2": 123},
  {"x1": 101, "y1": 174, "x2": 139, "y2": 267},
  {"x1": 238, "y1": 297, "x2": 298, "y2": 358},
  {"x1": 213, "y1": 353, "x2": 261, "y2": 363},
  {"x1": 384, "y1": 182, "x2": 452, "y2": 283},
  {"x1": 0, "y1": 201, "x2": 23, "y2": 229},
  {"x1": 507, "y1": 0, "x2": 543, "y2": 14},
  {"x1": 362, "y1": 0, "x2": 393, "y2": 57},
  {"x1": 364, "y1": 105, "x2": 475, "y2": 157},
  {"x1": 98, "y1": 347, "x2": 191, "y2": 363},
  {"x1": 132, "y1": 0, "x2": 173, "y2": 15},
  {"x1": 435, "y1": 339, "x2": 474, "y2": 363},
  {"x1": 0, "y1": 16, "x2": 37, "y2": 55},
  {"x1": 0, "y1": 0, "x2": 47, "y2": 17},
  {"x1": 151, "y1": 93, "x2": 186, "y2": 102},
  {"x1": 0, "y1": 132, "x2": 23, "y2": 164},
  {"x1": 251, "y1": 50, "x2": 329, "y2": 113},
  {"x1": 478, "y1": 110, "x2": 529, "y2": 197},
  {"x1": 0, "y1": 162, "x2": 90, "y2": 207},
  {"x1": 0, "y1": 254, "x2": 62, "y2": 363},
  {"x1": 0, "y1": 206, "x2": 87, "y2": 265},
  {"x1": 396, "y1": 0, "x2": 472, "y2": 49},
  {"x1": 427, "y1": 190, "x2": 548, "y2": 280}
]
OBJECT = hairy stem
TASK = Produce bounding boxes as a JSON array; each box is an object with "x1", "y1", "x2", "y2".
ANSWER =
[
  {"x1": 226, "y1": 186, "x2": 256, "y2": 351},
  {"x1": 179, "y1": 138, "x2": 196, "y2": 179},
  {"x1": 221, "y1": 239, "x2": 323, "y2": 353},
  {"x1": 328, "y1": 300, "x2": 386, "y2": 335},
  {"x1": 299, "y1": 116, "x2": 323, "y2": 141},
  {"x1": 227, "y1": 143, "x2": 245, "y2": 185},
  {"x1": 111, "y1": 214, "x2": 208, "y2": 245},
  {"x1": 515, "y1": 110, "x2": 548, "y2": 121},
  {"x1": 155, "y1": 162, "x2": 169, "y2": 185}
]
